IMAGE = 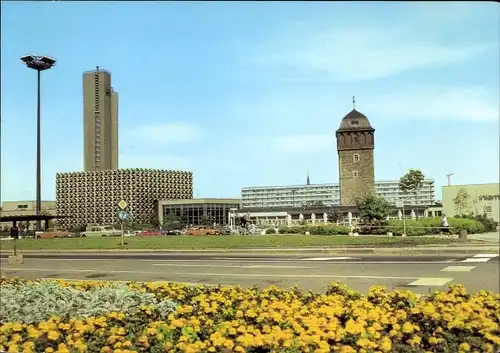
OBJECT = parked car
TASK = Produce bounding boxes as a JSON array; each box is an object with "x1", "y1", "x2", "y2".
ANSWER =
[
  {"x1": 37, "y1": 228, "x2": 74, "y2": 239},
  {"x1": 81, "y1": 225, "x2": 121, "y2": 237},
  {"x1": 166, "y1": 229, "x2": 183, "y2": 236},
  {"x1": 185, "y1": 227, "x2": 220, "y2": 236},
  {"x1": 136, "y1": 229, "x2": 167, "y2": 237}
]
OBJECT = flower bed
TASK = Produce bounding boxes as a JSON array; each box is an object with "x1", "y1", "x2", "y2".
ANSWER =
[{"x1": 0, "y1": 278, "x2": 499, "y2": 353}]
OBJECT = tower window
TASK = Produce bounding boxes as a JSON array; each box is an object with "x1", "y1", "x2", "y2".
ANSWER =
[
  {"x1": 351, "y1": 120, "x2": 359, "y2": 125},
  {"x1": 353, "y1": 154, "x2": 360, "y2": 162},
  {"x1": 353, "y1": 171, "x2": 359, "y2": 178},
  {"x1": 353, "y1": 135, "x2": 359, "y2": 143}
]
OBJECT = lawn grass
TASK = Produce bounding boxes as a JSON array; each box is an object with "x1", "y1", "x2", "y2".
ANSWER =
[{"x1": 0, "y1": 234, "x2": 464, "y2": 251}]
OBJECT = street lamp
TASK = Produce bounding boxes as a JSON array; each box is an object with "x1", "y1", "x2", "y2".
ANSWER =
[{"x1": 20, "y1": 55, "x2": 56, "y2": 232}]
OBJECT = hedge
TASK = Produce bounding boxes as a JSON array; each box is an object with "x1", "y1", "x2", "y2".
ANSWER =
[
  {"x1": 1, "y1": 278, "x2": 499, "y2": 353},
  {"x1": 387, "y1": 217, "x2": 485, "y2": 236},
  {"x1": 278, "y1": 225, "x2": 350, "y2": 235}
]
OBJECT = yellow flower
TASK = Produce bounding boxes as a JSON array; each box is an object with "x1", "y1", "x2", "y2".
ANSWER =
[
  {"x1": 458, "y1": 342, "x2": 471, "y2": 352},
  {"x1": 48, "y1": 330, "x2": 60, "y2": 341}
]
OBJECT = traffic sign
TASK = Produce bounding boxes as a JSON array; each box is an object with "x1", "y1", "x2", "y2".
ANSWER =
[
  {"x1": 117, "y1": 210, "x2": 129, "y2": 221},
  {"x1": 395, "y1": 200, "x2": 404, "y2": 208},
  {"x1": 117, "y1": 200, "x2": 128, "y2": 210}
]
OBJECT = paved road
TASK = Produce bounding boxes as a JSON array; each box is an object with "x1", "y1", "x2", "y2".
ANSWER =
[{"x1": 1, "y1": 253, "x2": 498, "y2": 294}]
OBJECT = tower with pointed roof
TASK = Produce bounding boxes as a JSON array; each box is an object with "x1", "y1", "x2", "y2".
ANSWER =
[{"x1": 336, "y1": 97, "x2": 375, "y2": 206}]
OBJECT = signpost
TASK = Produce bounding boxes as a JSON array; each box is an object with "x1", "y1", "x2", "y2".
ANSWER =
[
  {"x1": 117, "y1": 200, "x2": 129, "y2": 247},
  {"x1": 395, "y1": 200, "x2": 406, "y2": 237}
]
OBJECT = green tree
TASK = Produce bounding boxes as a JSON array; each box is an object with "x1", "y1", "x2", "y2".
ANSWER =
[
  {"x1": 453, "y1": 188, "x2": 471, "y2": 216},
  {"x1": 357, "y1": 194, "x2": 390, "y2": 222},
  {"x1": 163, "y1": 213, "x2": 184, "y2": 230},
  {"x1": 399, "y1": 169, "x2": 425, "y2": 205},
  {"x1": 327, "y1": 208, "x2": 343, "y2": 223}
]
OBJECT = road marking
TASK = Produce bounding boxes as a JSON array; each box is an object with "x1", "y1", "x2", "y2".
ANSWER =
[
  {"x1": 41, "y1": 277, "x2": 227, "y2": 287},
  {"x1": 407, "y1": 278, "x2": 454, "y2": 286},
  {"x1": 2, "y1": 258, "x2": 458, "y2": 265},
  {"x1": 151, "y1": 263, "x2": 312, "y2": 269},
  {"x1": 473, "y1": 254, "x2": 499, "y2": 258},
  {"x1": 462, "y1": 258, "x2": 491, "y2": 263},
  {"x1": 302, "y1": 257, "x2": 359, "y2": 261},
  {"x1": 440, "y1": 266, "x2": 476, "y2": 272},
  {"x1": 3, "y1": 267, "x2": 420, "y2": 280}
]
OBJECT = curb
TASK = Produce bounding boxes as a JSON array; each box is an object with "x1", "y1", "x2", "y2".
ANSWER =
[{"x1": 1, "y1": 247, "x2": 498, "y2": 256}]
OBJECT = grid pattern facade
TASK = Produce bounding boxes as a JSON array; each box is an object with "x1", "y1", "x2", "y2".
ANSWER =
[
  {"x1": 83, "y1": 68, "x2": 119, "y2": 172},
  {"x1": 56, "y1": 169, "x2": 193, "y2": 228},
  {"x1": 241, "y1": 179, "x2": 435, "y2": 208}
]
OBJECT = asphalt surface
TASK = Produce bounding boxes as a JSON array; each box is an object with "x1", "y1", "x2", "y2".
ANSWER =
[{"x1": 1, "y1": 253, "x2": 498, "y2": 294}]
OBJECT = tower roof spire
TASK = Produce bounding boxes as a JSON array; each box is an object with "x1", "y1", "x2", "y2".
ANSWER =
[
  {"x1": 352, "y1": 95, "x2": 356, "y2": 110},
  {"x1": 306, "y1": 169, "x2": 310, "y2": 185}
]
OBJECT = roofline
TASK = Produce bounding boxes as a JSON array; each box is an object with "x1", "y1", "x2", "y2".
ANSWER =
[
  {"x1": 242, "y1": 179, "x2": 435, "y2": 190},
  {"x1": 158, "y1": 198, "x2": 241, "y2": 206},
  {"x1": 442, "y1": 183, "x2": 499, "y2": 188},
  {"x1": 83, "y1": 69, "x2": 112, "y2": 75}
]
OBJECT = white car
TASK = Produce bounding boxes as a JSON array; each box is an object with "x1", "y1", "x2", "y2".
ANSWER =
[{"x1": 81, "y1": 225, "x2": 121, "y2": 237}]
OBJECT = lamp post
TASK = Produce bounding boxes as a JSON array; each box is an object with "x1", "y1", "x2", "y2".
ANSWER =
[{"x1": 20, "y1": 55, "x2": 56, "y2": 232}]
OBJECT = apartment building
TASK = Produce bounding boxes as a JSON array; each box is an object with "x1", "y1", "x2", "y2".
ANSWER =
[{"x1": 241, "y1": 179, "x2": 435, "y2": 208}]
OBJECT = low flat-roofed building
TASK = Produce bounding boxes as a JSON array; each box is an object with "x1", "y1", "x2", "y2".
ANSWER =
[
  {"x1": 0, "y1": 200, "x2": 56, "y2": 228},
  {"x1": 442, "y1": 183, "x2": 500, "y2": 222},
  {"x1": 157, "y1": 198, "x2": 241, "y2": 226}
]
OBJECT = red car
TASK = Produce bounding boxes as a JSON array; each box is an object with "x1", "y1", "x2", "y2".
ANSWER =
[{"x1": 136, "y1": 229, "x2": 166, "y2": 237}]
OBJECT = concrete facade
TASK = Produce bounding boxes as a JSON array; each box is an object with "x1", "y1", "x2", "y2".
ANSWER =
[
  {"x1": 83, "y1": 68, "x2": 119, "y2": 172},
  {"x1": 158, "y1": 198, "x2": 241, "y2": 226},
  {"x1": 336, "y1": 109, "x2": 375, "y2": 206},
  {"x1": 442, "y1": 183, "x2": 500, "y2": 222},
  {"x1": 56, "y1": 169, "x2": 193, "y2": 228}
]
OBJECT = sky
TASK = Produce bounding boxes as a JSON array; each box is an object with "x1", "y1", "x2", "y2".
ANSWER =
[{"x1": 1, "y1": 1, "x2": 499, "y2": 203}]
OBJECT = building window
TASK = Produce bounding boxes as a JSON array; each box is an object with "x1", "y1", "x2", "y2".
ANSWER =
[
  {"x1": 353, "y1": 171, "x2": 359, "y2": 178},
  {"x1": 353, "y1": 154, "x2": 360, "y2": 162},
  {"x1": 353, "y1": 135, "x2": 359, "y2": 143},
  {"x1": 484, "y1": 206, "x2": 492, "y2": 213},
  {"x1": 351, "y1": 120, "x2": 359, "y2": 125},
  {"x1": 17, "y1": 205, "x2": 28, "y2": 209}
]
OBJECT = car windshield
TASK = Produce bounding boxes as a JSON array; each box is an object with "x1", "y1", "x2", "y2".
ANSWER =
[{"x1": 103, "y1": 226, "x2": 114, "y2": 230}]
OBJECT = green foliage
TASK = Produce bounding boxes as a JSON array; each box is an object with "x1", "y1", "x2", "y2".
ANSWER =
[
  {"x1": 265, "y1": 227, "x2": 278, "y2": 234},
  {"x1": 356, "y1": 194, "x2": 391, "y2": 221},
  {"x1": 387, "y1": 217, "x2": 485, "y2": 236},
  {"x1": 453, "y1": 188, "x2": 471, "y2": 216},
  {"x1": 327, "y1": 208, "x2": 343, "y2": 222},
  {"x1": 0, "y1": 281, "x2": 177, "y2": 324},
  {"x1": 163, "y1": 213, "x2": 185, "y2": 230},
  {"x1": 399, "y1": 169, "x2": 425, "y2": 195},
  {"x1": 456, "y1": 213, "x2": 498, "y2": 232},
  {"x1": 278, "y1": 225, "x2": 349, "y2": 235}
]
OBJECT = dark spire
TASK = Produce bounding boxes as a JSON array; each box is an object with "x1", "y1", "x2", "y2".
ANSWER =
[
  {"x1": 306, "y1": 169, "x2": 310, "y2": 185},
  {"x1": 352, "y1": 95, "x2": 356, "y2": 110}
]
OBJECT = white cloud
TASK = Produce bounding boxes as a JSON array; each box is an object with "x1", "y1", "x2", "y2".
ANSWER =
[
  {"x1": 273, "y1": 134, "x2": 333, "y2": 154},
  {"x1": 367, "y1": 87, "x2": 499, "y2": 122},
  {"x1": 247, "y1": 27, "x2": 491, "y2": 82},
  {"x1": 125, "y1": 123, "x2": 205, "y2": 145}
]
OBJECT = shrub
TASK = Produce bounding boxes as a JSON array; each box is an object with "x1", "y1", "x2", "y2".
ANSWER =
[
  {"x1": 0, "y1": 281, "x2": 177, "y2": 324},
  {"x1": 0, "y1": 278, "x2": 498, "y2": 353},
  {"x1": 279, "y1": 225, "x2": 349, "y2": 235},
  {"x1": 388, "y1": 217, "x2": 485, "y2": 236},
  {"x1": 265, "y1": 227, "x2": 277, "y2": 235},
  {"x1": 456, "y1": 213, "x2": 499, "y2": 232}
]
